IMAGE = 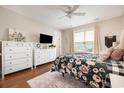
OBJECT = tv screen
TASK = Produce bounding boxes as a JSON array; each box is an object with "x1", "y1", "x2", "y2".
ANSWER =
[{"x1": 40, "y1": 34, "x2": 53, "y2": 43}]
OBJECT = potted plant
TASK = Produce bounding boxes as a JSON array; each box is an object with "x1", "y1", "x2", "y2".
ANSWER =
[{"x1": 49, "y1": 44, "x2": 56, "y2": 48}]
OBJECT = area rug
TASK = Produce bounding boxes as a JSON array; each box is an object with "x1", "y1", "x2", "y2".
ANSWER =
[{"x1": 27, "y1": 71, "x2": 91, "y2": 88}]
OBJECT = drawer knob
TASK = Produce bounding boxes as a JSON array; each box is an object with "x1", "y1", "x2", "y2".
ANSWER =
[
  {"x1": 9, "y1": 68, "x2": 12, "y2": 70},
  {"x1": 10, "y1": 56, "x2": 12, "y2": 58},
  {"x1": 10, "y1": 62, "x2": 12, "y2": 64},
  {"x1": 9, "y1": 49, "x2": 12, "y2": 51}
]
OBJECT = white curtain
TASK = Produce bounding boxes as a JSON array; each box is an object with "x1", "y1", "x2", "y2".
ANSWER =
[
  {"x1": 119, "y1": 30, "x2": 124, "y2": 49},
  {"x1": 70, "y1": 30, "x2": 74, "y2": 53},
  {"x1": 93, "y1": 24, "x2": 101, "y2": 54},
  {"x1": 62, "y1": 30, "x2": 74, "y2": 55}
]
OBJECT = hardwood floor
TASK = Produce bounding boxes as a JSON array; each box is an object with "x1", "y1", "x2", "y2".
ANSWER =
[{"x1": 0, "y1": 62, "x2": 53, "y2": 88}]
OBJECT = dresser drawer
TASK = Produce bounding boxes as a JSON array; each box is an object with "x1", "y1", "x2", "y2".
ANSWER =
[
  {"x1": 17, "y1": 43, "x2": 33, "y2": 47},
  {"x1": 4, "y1": 62, "x2": 32, "y2": 74},
  {"x1": 23, "y1": 43, "x2": 32, "y2": 47},
  {"x1": 5, "y1": 53, "x2": 32, "y2": 60},
  {"x1": 35, "y1": 59, "x2": 46, "y2": 65},
  {"x1": 5, "y1": 47, "x2": 32, "y2": 53},
  {"x1": 5, "y1": 58, "x2": 32, "y2": 67},
  {"x1": 3, "y1": 42, "x2": 33, "y2": 47},
  {"x1": 3, "y1": 42, "x2": 17, "y2": 47},
  {"x1": 35, "y1": 60, "x2": 42, "y2": 65},
  {"x1": 35, "y1": 53, "x2": 44, "y2": 59},
  {"x1": 4, "y1": 47, "x2": 32, "y2": 54}
]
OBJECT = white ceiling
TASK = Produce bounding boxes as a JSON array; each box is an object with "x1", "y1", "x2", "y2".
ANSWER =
[{"x1": 3, "y1": 5, "x2": 124, "y2": 30}]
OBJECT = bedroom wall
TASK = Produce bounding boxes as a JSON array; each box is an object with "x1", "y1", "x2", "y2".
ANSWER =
[
  {"x1": 0, "y1": 6, "x2": 61, "y2": 56},
  {"x1": 62, "y1": 16, "x2": 123, "y2": 55},
  {"x1": 122, "y1": 15, "x2": 124, "y2": 27},
  {"x1": 99, "y1": 16, "x2": 123, "y2": 50},
  {"x1": 61, "y1": 29, "x2": 74, "y2": 55}
]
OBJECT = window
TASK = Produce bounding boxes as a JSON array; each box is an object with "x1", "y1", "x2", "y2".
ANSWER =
[{"x1": 74, "y1": 29, "x2": 94, "y2": 53}]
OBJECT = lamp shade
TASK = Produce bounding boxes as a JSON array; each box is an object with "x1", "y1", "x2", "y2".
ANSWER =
[{"x1": 119, "y1": 30, "x2": 124, "y2": 49}]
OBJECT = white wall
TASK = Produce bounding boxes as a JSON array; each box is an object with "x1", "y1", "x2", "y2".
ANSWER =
[
  {"x1": 0, "y1": 6, "x2": 61, "y2": 56},
  {"x1": 99, "y1": 16, "x2": 123, "y2": 50},
  {"x1": 62, "y1": 16, "x2": 123, "y2": 54}
]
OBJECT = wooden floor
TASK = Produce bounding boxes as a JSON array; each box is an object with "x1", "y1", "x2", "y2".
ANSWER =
[{"x1": 0, "y1": 62, "x2": 53, "y2": 88}]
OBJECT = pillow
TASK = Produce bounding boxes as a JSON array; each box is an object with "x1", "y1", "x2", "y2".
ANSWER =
[
  {"x1": 111, "y1": 49, "x2": 124, "y2": 61},
  {"x1": 99, "y1": 47, "x2": 113, "y2": 61}
]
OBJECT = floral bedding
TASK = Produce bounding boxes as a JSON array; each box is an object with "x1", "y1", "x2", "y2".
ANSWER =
[{"x1": 51, "y1": 53, "x2": 111, "y2": 88}]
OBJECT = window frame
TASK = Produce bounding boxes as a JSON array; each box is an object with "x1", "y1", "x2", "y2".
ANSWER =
[{"x1": 73, "y1": 28, "x2": 94, "y2": 53}]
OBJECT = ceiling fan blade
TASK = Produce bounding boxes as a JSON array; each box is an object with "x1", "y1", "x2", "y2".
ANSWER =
[
  {"x1": 70, "y1": 5, "x2": 80, "y2": 12},
  {"x1": 58, "y1": 14, "x2": 69, "y2": 19},
  {"x1": 72, "y1": 12, "x2": 86, "y2": 16},
  {"x1": 58, "y1": 7, "x2": 68, "y2": 13}
]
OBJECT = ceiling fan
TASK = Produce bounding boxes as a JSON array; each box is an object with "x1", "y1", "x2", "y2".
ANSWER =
[{"x1": 60, "y1": 5, "x2": 86, "y2": 19}]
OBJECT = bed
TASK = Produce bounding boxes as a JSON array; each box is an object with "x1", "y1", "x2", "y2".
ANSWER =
[
  {"x1": 51, "y1": 53, "x2": 110, "y2": 88},
  {"x1": 51, "y1": 52, "x2": 124, "y2": 88}
]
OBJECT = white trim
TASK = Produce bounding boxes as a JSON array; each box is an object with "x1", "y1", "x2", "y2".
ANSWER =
[
  {"x1": 73, "y1": 26, "x2": 95, "y2": 33},
  {"x1": 73, "y1": 28, "x2": 95, "y2": 53}
]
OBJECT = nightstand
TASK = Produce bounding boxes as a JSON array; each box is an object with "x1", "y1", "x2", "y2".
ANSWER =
[{"x1": 110, "y1": 73, "x2": 124, "y2": 88}]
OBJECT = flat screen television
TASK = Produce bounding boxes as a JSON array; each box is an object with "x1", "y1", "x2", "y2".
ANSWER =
[{"x1": 40, "y1": 34, "x2": 53, "y2": 43}]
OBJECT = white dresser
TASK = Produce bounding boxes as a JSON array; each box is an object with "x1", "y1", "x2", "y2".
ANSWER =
[
  {"x1": 34, "y1": 48, "x2": 56, "y2": 68},
  {"x1": 0, "y1": 41, "x2": 33, "y2": 79}
]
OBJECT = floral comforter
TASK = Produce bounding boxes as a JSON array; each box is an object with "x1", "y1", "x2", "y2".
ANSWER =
[{"x1": 51, "y1": 53, "x2": 111, "y2": 88}]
